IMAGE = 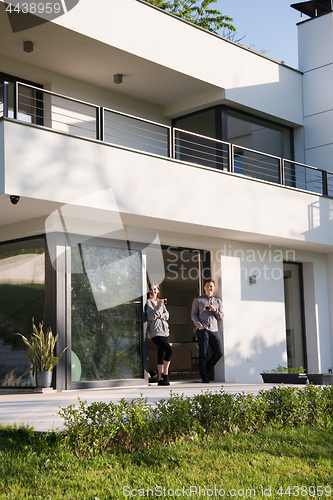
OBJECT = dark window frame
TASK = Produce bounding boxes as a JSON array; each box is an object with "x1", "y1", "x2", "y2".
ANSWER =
[
  {"x1": 0, "y1": 72, "x2": 44, "y2": 126},
  {"x1": 283, "y1": 261, "x2": 308, "y2": 371},
  {"x1": 173, "y1": 105, "x2": 295, "y2": 161}
]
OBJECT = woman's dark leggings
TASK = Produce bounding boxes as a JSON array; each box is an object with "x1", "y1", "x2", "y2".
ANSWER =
[{"x1": 151, "y1": 336, "x2": 173, "y2": 364}]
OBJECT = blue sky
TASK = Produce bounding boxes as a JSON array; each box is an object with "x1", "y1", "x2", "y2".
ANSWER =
[{"x1": 216, "y1": 0, "x2": 305, "y2": 68}]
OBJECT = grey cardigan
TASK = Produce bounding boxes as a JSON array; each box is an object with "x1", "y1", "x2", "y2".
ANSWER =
[{"x1": 146, "y1": 299, "x2": 170, "y2": 338}]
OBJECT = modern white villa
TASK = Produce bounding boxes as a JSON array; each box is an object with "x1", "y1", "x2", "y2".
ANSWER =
[{"x1": 1, "y1": 0, "x2": 333, "y2": 390}]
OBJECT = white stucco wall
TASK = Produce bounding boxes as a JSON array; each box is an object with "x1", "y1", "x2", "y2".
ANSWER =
[
  {"x1": 216, "y1": 243, "x2": 331, "y2": 382},
  {"x1": 34, "y1": 0, "x2": 303, "y2": 125},
  {"x1": 298, "y1": 12, "x2": 333, "y2": 172},
  {"x1": 3, "y1": 120, "x2": 333, "y2": 250},
  {"x1": 156, "y1": 233, "x2": 333, "y2": 383}
]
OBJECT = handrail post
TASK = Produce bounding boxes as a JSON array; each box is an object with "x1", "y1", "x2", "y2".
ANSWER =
[
  {"x1": 172, "y1": 127, "x2": 176, "y2": 160},
  {"x1": 230, "y1": 144, "x2": 234, "y2": 173},
  {"x1": 228, "y1": 143, "x2": 232, "y2": 172},
  {"x1": 169, "y1": 127, "x2": 173, "y2": 159},
  {"x1": 322, "y1": 169, "x2": 328, "y2": 196},
  {"x1": 99, "y1": 107, "x2": 104, "y2": 142},
  {"x1": 95, "y1": 107, "x2": 99, "y2": 140},
  {"x1": 14, "y1": 81, "x2": 18, "y2": 120},
  {"x1": 280, "y1": 158, "x2": 285, "y2": 185},
  {"x1": 3, "y1": 81, "x2": 8, "y2": 118}
]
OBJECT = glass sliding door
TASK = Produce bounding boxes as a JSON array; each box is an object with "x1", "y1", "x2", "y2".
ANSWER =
[
  {"x1": 0, "y1": 238, "x2": 45, "y2": 387},
  {"x1": 70, "y1": 242, "x2": 143, "y2": 384},
  {"x1": 283, "y1": 262, "x2": 307, "y2": 371}
]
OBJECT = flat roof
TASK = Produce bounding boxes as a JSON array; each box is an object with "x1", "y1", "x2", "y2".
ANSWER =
[{"x1": 291, "y1": 0, "x2": 332, "y2": 17}]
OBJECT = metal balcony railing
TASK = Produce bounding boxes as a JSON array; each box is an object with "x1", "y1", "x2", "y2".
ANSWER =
[{"x1": 1, "y1": 81, "x2": 333, "y2": 198}]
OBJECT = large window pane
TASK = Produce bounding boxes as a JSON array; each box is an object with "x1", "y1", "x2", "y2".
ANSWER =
[
  {"x1": 227, "y1": 109, "x2": 292, "y2": 160},
  {"x1": 71, "y1": 243, "x2": 143, "y2": 382},
  {"x1": 0, "y1": 239, "x2": 45, "y2": 387},
  {"x1": 174, "y1": 109, "x2": 216, "y2": 138}
]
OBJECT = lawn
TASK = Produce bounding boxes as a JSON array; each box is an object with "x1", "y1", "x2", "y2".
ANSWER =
[{"x1": 0, "y1": 424, "x2": 332, "y2": 500}]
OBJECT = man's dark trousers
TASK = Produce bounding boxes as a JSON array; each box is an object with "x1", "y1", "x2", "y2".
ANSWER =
[{"x1": 197, "y1": 328, "x2": 223, "y2": 381}]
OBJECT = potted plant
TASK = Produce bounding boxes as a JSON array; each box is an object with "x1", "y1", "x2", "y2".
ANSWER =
[
  {"x1": 261, "y1": 364, "x2": 307, "y2": 384},
  {"x1": 307, "y1": 372, "x2": 333, "y2": 385},
  {"x1": 16, "y1": 319, "x2": 68, "y2": 388}
]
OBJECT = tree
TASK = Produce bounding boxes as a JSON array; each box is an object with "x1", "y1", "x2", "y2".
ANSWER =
[{"x1": 145, "y1": 0, "x2": 236, "y2": 37}]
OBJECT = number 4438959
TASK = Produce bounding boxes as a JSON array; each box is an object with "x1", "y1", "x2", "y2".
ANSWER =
[
  {"x1": 5, "y1": 3, "x2": 62, "y2": 15},
  {"x1": 276, "y1": 485, "x2": 332, "y2": 497}
]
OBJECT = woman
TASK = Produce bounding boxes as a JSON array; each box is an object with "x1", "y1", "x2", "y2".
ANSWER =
[{"x1": 146, "y1": 282, "x2": 173, "y2": 385}]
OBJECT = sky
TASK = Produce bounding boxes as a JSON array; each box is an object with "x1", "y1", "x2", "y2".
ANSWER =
[{"x1": 215, "y1": 0, "x2": 307, "y2": 69}]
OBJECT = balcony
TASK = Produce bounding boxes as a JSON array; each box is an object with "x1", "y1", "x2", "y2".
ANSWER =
[{"x1": 1, "y1": 81, "x2": 333, "y2": 198}]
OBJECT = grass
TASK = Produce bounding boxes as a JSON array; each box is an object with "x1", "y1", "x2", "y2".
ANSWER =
[{"x1": 0, "y1": 424, "x2": 332, "y2": 499}]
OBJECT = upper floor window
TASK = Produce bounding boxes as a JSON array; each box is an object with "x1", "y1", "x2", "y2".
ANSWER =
[
  {"x1": 0, "y1": 73, "x2": 43, "y2": 125},
  {"x1": 227, "y1": 109, "x2": 293, "y2": 161},
  {"x1": 173, "y1": 106, "x2": 294, "y2": 161}
]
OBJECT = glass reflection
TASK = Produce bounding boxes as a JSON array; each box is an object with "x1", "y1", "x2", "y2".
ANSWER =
[
  {"x1": 71, "y1": 243, "x2": 143, "y2": 382},
  {"x1": 0, "y1": 239, "x2": 45, "y2": 387}
]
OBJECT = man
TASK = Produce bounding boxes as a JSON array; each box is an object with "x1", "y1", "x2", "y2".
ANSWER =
[{"x1": 191, "y1": 279, "x2": 223, "y2": 383}]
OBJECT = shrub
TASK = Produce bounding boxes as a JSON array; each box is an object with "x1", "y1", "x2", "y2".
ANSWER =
[
  {"x1": 59, "y1": 398, "x2": 123, "y2": 458},
  {"x1": 153, "y1": 392, "x2": 202, "y2": 442},
  {"x1": 59, "y1": 385, "x2": 333, "y2": 457},
  {"x1": 192, "y1": 389, "x2": 236, "y2": 433}
]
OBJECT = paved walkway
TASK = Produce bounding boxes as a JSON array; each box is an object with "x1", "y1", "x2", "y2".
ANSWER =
[{"x1": 0, "y1": 381, "x2": 276, "y2": 432}]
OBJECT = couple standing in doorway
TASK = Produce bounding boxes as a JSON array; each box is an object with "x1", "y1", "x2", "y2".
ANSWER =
[{"x1": 147, "y1": 279, "x2": 223, "y2": 385}]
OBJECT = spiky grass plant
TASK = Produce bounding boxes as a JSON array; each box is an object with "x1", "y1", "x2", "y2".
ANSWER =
[{"x1": 16, "y1": 319, "x2": 68, "y2": 375}]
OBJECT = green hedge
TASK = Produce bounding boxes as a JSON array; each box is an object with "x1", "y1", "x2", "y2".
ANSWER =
[{"x1": 59, "y1": 384, "x2": 333, "y2": 458}]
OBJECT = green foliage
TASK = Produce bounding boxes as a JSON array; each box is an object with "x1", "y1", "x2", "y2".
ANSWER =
[
  {"x1": 154, "y1": 392, "x2": 202, "y2": 441},
  {"x1": 60, "y1": 385, "x2": 333, "y2": 458},
  {"x1": 1, "y1": 424, "x2": 333, "y2": 500},
  {"x1": 59, "y1": 399, "x2": 123, "y2": 457},
  {"x1": 16, "y1": 319, "x2": 68, "y2": 375},
  {"x1": 262, "y1": 364, "x2": 306, "y2": 374},
  {"x1": 145, "y1": 0, "x2": 236, "y2": 35},
  {"x1": 192, "y1": 389, "x2": 236, "y2": 432}
]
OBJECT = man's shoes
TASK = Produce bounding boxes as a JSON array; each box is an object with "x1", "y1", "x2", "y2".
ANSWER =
[{"x1": 202, "y1": 378, "x2": 209, "y2": 383}]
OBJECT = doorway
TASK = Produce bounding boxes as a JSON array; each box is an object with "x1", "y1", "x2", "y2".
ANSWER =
[
  {"x1": 283, "y1": 262, "x2": 307, "y2": 371},
  {"x1": 148, "y1": 246, "x2": 210, "y2": 380}
]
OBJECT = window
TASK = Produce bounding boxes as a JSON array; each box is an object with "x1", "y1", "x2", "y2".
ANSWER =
[
  {"x1": 173, "y1": 106, "x2": 294, "y2": 181},
  {"x1": 71, "y1": 242, "x2": 143, "y2": 383},
  {"x1": 0, "y1": 73, "x2": 43, "y2": 125},
  {"x1": 0, "y1": 237, "x2": 45, "y2": 388},
  {"x1": 227, "y1": 109, "x2": 293, "y2": 160}
]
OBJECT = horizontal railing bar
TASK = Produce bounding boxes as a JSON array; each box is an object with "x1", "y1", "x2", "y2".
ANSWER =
[
  {"x1": 104, "y1": 125, "x2": 170, "y2": 144},
  {"x1": 104, "y1": 107, "x2": 172, "y2": 133},
  {"x1": 174, "y1": 127, "x2": 230, "y2": 147},
  {"x1": 18, "y1": 82, "x2": 100, "y2": 110},
  {"x1": 3, "y1": 81, "x2": 333, "y2": 197},
  {"x1": 104, "y1": 133, "x2": 169, "y2": 154},
  {"x1": 19, "y1": 108, "x2": 96, "y2": 130},
  {"x1": 283, "y1": 159, "x2": 323, "y2": 172},
  {"x1": 175, "y1": 153, "x2": 226, "y2": 167},
  {"x1": 104, "y1": 121, "x2": 170, "y2": 140},
  {"x1": 232, "y1": 145, "x2": 281, "y2": 161},
  {"x1": 174, "y1": 142, "x2": 229, "y2": 159},
  {"x1": 18, "y1": 95, "x2": 97, "y2": 118}
]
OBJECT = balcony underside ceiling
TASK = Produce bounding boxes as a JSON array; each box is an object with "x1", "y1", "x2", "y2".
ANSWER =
[
  {"x1": 0, "y1": 3, "x2": 220, "y2": 109},
  {"x1": 0, "y1": 194, "x2": 332, "y2": 254}
]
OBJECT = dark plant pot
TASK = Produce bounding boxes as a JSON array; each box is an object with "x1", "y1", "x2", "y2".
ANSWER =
[
  {"x1": 307, "y1": 374, "x2": 333, "y2": 385},
  {"x1": 261, "y1": 373, "x2": 307, "y2": 384},
  {"x1": 36, "y1": 371, "x2": 53, "y2": 388}
]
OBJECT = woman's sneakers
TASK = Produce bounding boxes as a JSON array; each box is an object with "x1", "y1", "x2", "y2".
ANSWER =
[{"x1": 158, "y1": 374, "x2": 170, "y2": 386}]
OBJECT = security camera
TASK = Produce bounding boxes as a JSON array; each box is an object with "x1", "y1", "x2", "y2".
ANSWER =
[{"x1": 10, "y1": 195, "x2": 20, "y2": 205}]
